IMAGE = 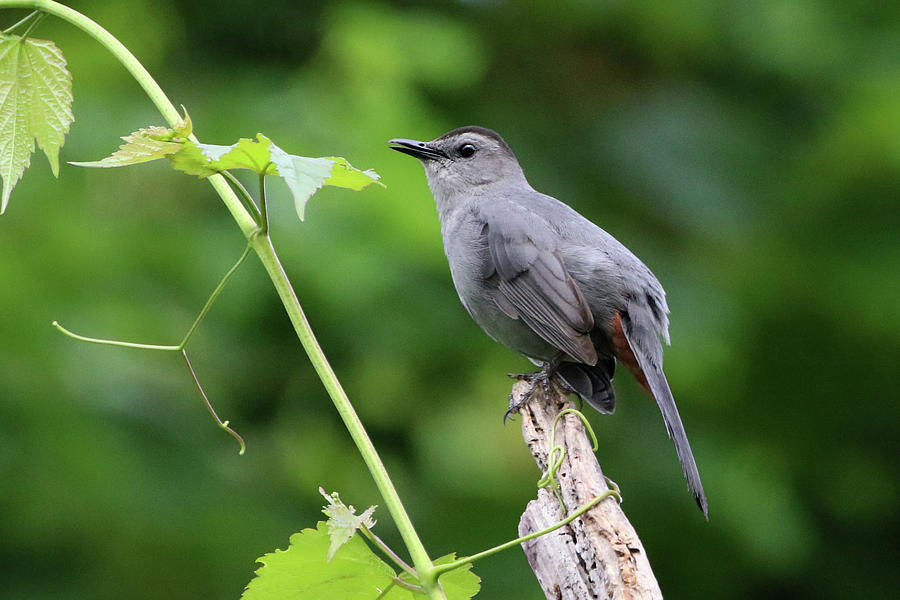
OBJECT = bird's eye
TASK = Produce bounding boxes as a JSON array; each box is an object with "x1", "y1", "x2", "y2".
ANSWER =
[{"x1": 458, "y1": 143, "x2": 477, "y2": 158}]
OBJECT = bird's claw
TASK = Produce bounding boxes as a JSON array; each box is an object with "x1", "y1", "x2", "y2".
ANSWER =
[
  {"x1": 504, "y1": 393, "x2": 522, "y2": 423},
  {"x1": 504, "y1": 369, "x2": 553, "y2": 424}
]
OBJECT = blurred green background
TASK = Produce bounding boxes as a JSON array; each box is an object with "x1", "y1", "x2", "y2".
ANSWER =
[{"x1": 2, "y1": 1, "x2": 898, "y2": 598}]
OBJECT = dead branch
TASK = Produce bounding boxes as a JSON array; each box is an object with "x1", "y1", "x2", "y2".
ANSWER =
[{"x1": 513, "y1": 380, "x2": 663, "y2": 600}]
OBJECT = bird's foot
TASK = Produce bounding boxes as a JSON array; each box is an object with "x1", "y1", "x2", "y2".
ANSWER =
[
  {"x1": 504, "y1": 355, "x2": 569, "y2": 423},
  {"x1": 505, "y1": 367, "x2": 556, "y2": 423},
  {"x1": 508, "y1": 369, "x2": 553, "y2": 394}
]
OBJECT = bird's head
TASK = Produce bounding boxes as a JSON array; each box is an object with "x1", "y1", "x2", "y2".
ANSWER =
[{"x1": 389, "y1": 126, "x2": 527, "y2": 195}]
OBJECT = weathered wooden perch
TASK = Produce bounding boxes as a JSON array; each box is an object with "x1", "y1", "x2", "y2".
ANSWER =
[{"x1": 513, "y1": 380, "x2": 663, "y2": 600}]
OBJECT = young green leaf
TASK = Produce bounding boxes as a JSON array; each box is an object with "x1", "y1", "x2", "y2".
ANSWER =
[
  {"x1": 172, "y1": 108, "x2": 192, "y2": 138},
  {"x1": 166, "y1": 139, "x2": 219, "y2": 177},
  {"x1": 171, "y1": 134, "x2": 277, "y2": 175},
  {"x1": 268, "y1": 146, "x2": 382, "y2": 220},
  {"x1": 170, "y1": 135, "x2": 281, "y2": 177},
  {"x1": 0, "y1": 34, "x2": 74, "y2": 213},
  {"x1": 69, "y1": 125, "x2": 183, "y2": 168},
  {"x1": 319, "y1": 488, "x2": 377, "y2": 561},
  {"x1": 68, "y1": 116, "x2": 380, "y2": 220},
  {"x1": 324, "y1": 156, "x2": 382, "y2": 191},
  {"x1": 241, "y1": 522, "x2": 398, "y2": 600},
  {"x1": 70, "y1": 109, "x2": 192, "y2": 169},
  {"x1": 268, "y1": 144, "x2": 335, "y2": 220},
  {"x1": 206, "y1": 134, "x2": 278, "y2": 173}
]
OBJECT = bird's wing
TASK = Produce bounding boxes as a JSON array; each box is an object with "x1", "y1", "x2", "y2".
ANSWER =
[{"x1": 481, "y1": 205, "x2": 597, "y2": 365}]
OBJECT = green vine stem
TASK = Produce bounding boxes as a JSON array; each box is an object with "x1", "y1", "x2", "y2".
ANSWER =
[
  {"x1": 2, "y1": 8, "x2": 37, "y2": 33},
  {"x1": 432, "y1": 483, "x2": 621, "y2": 578},
  {"x1": 257, "y1": 170, "x2": 269, "y2": 235},
  {"x1": 16, "y1": 5, "x2": 41, "y2": 36},
  {"x1": 537, "y1": 407, "x2": 599, "y2": 508},
  {"x1": 182, "y1": 348, "x2": 246, "y2": 454},
  {"x1": 0, "y1": 1, "x2": 442, "y2": 596},
  {"x1": 177, "y1": 244, "x2": 254, "y2": 348},
  {"x1": 360, "y1": 526, "x2": 417, "y2": 577},
  {"x1": 247, "y1": 234, "x2": 440, "y2": 594},
  {"x1": 52, "y1": 244, "x2": 253, "y2": 352},
  {"x1": 374, "y1": 580, "x2": 398, "y2": 600},
  {"x1": 51, "y1": 321, "x2": 181, "y2": 351},
  {"x1": 52, "y1": 245, "x2": 253, "y2": 454},
  {"x1": 220, "y1": 170, "x2": 263, "y2": 226},
  {"x1": 375, "y1": 578, "x2": 424, "y2": 599}
]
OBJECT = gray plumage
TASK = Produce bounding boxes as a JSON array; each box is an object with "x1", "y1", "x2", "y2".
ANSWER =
[{"x1": 390, "y1": 126, "x2": 708, "y2": 517}]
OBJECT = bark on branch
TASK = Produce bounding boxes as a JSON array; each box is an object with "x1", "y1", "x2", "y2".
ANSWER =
[{"x1": 513, "y1": 380, "x2": 663, "y2": 600}]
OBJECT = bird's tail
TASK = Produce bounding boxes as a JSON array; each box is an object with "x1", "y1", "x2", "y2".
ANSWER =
[
  {"x1": 643, "y1": 366, "x2": 709, "y2": 518},
  {"x1": 615, "y1": 312, "x2": 708, "y2": 518}
]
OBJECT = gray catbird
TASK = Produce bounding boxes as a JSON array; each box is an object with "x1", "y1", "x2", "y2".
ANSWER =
[{"x1": 389, "y1": 126, "x2": 708, "y2": 517}]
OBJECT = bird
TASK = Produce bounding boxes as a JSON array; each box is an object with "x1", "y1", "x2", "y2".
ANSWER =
[{"x1": 389, "y1": 126, "x2": 708, "y2": 517}]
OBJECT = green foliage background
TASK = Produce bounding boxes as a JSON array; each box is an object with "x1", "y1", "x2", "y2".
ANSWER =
[{"x1": 1, "y1": 1, "x2": 898, "y2": 598}]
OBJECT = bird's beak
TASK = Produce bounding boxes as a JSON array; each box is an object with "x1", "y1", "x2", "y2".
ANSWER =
[{"x1": 388, "y1": 138, "x2": 448, "y2": 161}]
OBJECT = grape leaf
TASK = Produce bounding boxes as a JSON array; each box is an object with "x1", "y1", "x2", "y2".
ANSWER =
[
  {"x1": 268, "y1": 148, "x2": 382, "y2": 220},
  {"x1": 324, "y1": 156, "x2": 382, "y2": 190},
  {"x1": 430, "y1": 555, "x2": 481, "y2": 600},
  {"x1": 170, "y1": 137, "x2": 277, "y2": 176},
  {"x1": 0, "y1": 34, "x2": 74, "y2": 213},
  {"x1": 174, "y1": 134, "x2": 381, "y2": 220},
  {"x1": 241, "y1": 522, "x2": 398, "y2": 600},
  {"x1": 69, "y1": 125, "x2": 183, "y2": 168},
  {"x1": 319, "y1": 488, "x2": 377, "y2": 561},
  {"x1": 71, "y1": 109, "x2": 192, "y2": 169},
  {"x1": 166, "y1": 138, "x2": 219, "y2": 176},
  {"x1": 171, "y1": 109, "x2": 192, "y2": 138},
  {"x1": 268, "y1": 144, "x2": 336, "y2": 220},
  {"x1": 69, "y1": 117, "x2": 380, "y2": 220},
  {"x1": 190, "y1": 134, "x2": 279, "y2": 174}
]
